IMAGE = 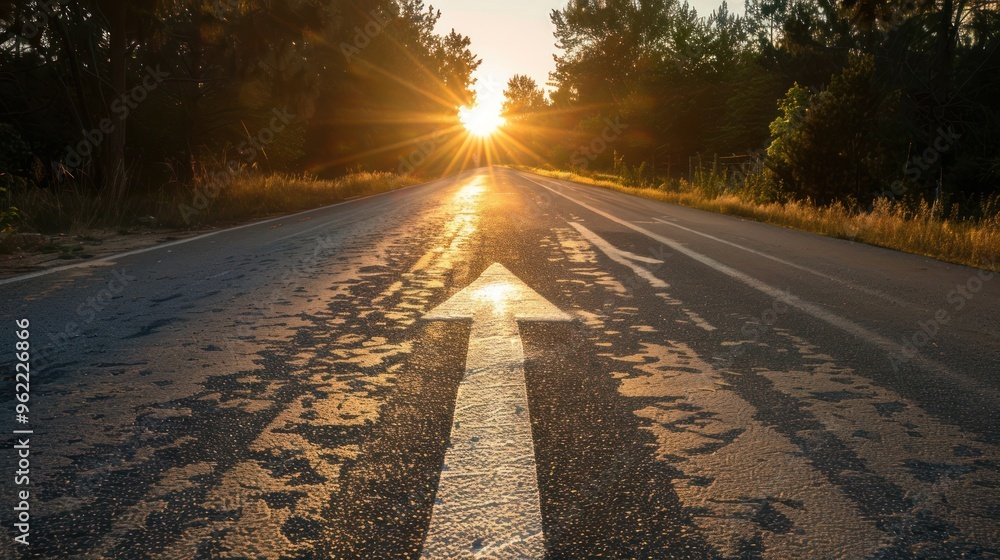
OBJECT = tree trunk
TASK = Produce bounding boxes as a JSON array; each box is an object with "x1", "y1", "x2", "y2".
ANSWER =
[
  {"x1": 49, "y1": 12, "x2": 91, "y2": 141},
  {"x1": 101, "y1": 0, "x2": 128, "y2": 191},
  {"x1": 934, "y1": 0, "x2": 955, "y2": 111}
]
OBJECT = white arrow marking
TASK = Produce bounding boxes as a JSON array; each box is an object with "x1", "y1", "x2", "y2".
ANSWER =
[
  {"x1": 421, "y1": 263, "x2": 571, "y2": 558},
  {"x1": 568, "y1": 222, "x2": 667, "y2": 288}
]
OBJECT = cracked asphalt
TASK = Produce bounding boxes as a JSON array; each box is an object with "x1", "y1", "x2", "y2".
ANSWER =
[{"x1": 1, "y1": 168, "x2": 998, "y2": 559}]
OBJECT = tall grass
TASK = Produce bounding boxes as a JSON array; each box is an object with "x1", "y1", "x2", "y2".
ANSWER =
[
  {"x1": 3, "y1": 175, "x2": 139, "y2": 234},
  {"x1": 513, "y1": 165, "x2": 1000, "y2": 270},
  {"x1": 161, "y1": 170, "x2": 419, "y2": 227},
  {"x1": 2, "y1": 170, "x2": 420, "y2": 235}
]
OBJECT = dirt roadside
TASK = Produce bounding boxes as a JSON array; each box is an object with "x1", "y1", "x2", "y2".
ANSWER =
[{"x1": 0, "y1": 228, "x2": 213, "y2": 280}]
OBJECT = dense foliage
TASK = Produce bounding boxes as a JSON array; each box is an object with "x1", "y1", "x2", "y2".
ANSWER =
[
  {"x1": 502, "y1": 0, "x2": 1000, "y2": 213},
  {"x1": 0, "y1": 0, "x2": 479, "y2": 197}
]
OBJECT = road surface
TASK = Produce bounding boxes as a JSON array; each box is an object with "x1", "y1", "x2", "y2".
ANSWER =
[{"x1": 1, "y1": 168, "x2": 998, "y2": 558}]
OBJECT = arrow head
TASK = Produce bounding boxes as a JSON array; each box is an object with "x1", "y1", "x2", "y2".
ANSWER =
[{"x1": 424, "y1": 263, "x2": 572, "y2": 322}]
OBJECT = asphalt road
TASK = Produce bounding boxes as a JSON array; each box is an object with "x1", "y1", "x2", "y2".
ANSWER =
[{"x1": 1, "y1": 168, "x2": 998, "y2": 559}]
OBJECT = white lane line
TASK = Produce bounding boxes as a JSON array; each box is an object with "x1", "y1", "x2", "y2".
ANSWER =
[
  {"x1": 571, "y1": 222, "x2": 716, "y2": 331},
  {"x1": 568, "y1": 222, "x2": 667, "y2": 288},
  {"x1": 270, "y1": 210, "x2": 360, "y2": 243},
  {"x1": 649, "y1": 217, "x2": 922, "y2": 310},
  {"x1": 570, "y1": 223, "x2": 664, "y2": 264},
  {"x1": 519, "y1": 173, "x2": 999, "y2": 400},
  {"x1": 541, "y1": 175, "x2": 926, "y2": 311},
  {"x1": 0, "y1": 176, "x2": 457, "y2": 287},
  {"x1": 421, "y1": 263, "x2": 571, "y2": 559}
]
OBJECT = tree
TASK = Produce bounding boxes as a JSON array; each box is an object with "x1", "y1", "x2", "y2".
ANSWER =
[
  {"x1": 498, "y1": 75, "x2": 551, "y2": 164},
  {"x1": 501, "y1": 75, "x2": 548, "y2": 120},
  {"x1": 0, "y1": 0, "x2": 482, "y2": 193},
  {"x1": 767, "y1": 55, "x2": 900, "y2": 203}
]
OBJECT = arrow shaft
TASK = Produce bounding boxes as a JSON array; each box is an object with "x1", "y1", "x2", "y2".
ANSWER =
[{"x1": 420, "y1": 312, "x2": 545, "y2": 558}]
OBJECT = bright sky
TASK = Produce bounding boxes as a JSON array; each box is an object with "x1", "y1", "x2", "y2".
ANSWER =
[{"x1": 432, "y1": 0, "x2": 735, "y2": 112}]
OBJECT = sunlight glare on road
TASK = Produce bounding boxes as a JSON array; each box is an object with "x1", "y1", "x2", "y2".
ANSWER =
[{"x1": 473, "y1": 282, "x2": 514, "y2": 315}]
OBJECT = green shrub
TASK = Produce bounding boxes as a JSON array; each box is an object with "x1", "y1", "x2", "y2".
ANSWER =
[{"x1": 767, "y1": 54, "x2": 900, "y2": 204}]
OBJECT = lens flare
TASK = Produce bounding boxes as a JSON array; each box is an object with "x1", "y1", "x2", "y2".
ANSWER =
[{"x1": 460, "y1": 103, "x2": 505, "y2": 137}]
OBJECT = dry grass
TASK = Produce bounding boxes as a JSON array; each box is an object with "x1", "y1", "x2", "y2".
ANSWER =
[
  {"x1": 514, "y1": 166, "x2": 1000, "y2": 271},
  {"x1": 168, "y1": 170, "x2": 420, "y2": 227},
  {"x1": 2, "y1": 170, "x2": 420, "y2": 237}
]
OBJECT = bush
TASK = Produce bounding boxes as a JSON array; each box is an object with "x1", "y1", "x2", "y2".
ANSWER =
[
  {"x1": 767, "y1": 54, "x2": 900, "y2": 204},
  {"x1": 612, "y1": 152, "x2": 652, "y2": 189}
]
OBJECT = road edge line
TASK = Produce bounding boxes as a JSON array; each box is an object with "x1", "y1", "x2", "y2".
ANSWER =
[
  {"x1": 518, "y1": 172, "x2": 999, "y2": 401},
  {"x1": 0, "y1": 173, "x2": 463, "y2": 287}
]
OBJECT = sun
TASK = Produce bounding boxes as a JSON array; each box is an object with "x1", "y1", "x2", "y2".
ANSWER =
[{"x1": 460, "y1": 103, "x2": 505, "y2": 137}]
